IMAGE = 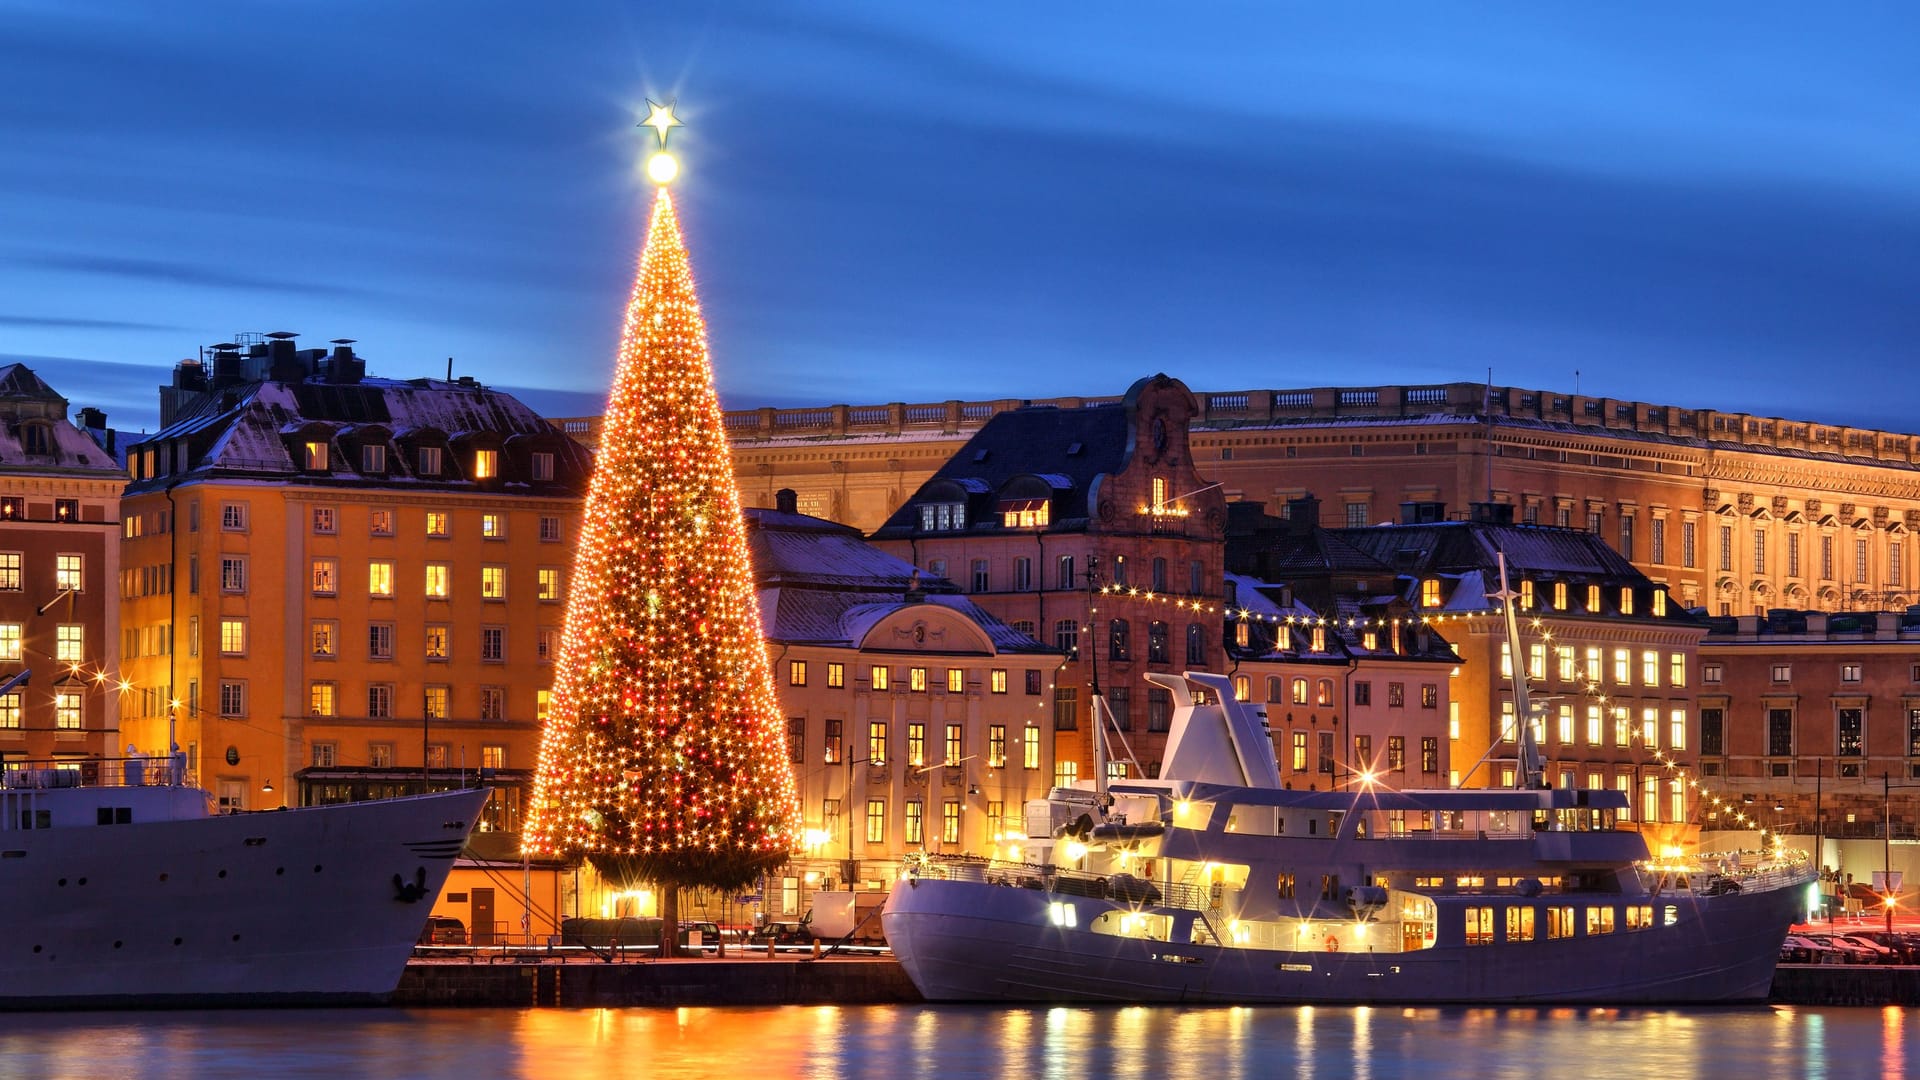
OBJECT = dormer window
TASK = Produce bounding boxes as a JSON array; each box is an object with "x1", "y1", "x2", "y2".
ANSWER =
[
  {"x1": 417, "y1": 446, "x2": 443, "y2": 476},
  {"x1": 361, "y1": 444, "x2": 386, "y2": 473},
  {"x1": 1520, "y1": 580, "x2": 1535, "y2": 610},
  {"x1": 1553, "y1": 582, "x2": 1568, "y2": 610},
  {"x1": 20, "y1": 424, "x2": 51, "y2": 455},
  {"x1": 918, "y1": 502, "x2": 965, "y2": 532},
  {"x1": 304, "y1": 441, "x2": 330, "y2": 471},
  {"x1": 1420, "y1": 579, "x2": 1442, "y2": 607},
  {"x1": 530, "y1": 451, "x2": 555, "y2": 481},
  {"x1": 1001, "y1": 500, "x2": 1048, "y2": 529},
  {"x1": 473, "y1": 449, "x2": 498, "y2": 480}
]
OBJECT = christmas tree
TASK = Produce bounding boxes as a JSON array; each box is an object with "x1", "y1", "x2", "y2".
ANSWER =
[{"x1": 525, "y1": 106, "x2": 800, "y2": 953}]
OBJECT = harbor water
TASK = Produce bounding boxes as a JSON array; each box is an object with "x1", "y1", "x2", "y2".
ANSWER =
[{"x1": 0, "y1": 1004, "x2": 1914, "y2": 1079}]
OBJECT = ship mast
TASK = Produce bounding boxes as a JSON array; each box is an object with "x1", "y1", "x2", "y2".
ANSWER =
[{"x1": 1490, "y1": 550, "x2": 1547, "y2": 789}]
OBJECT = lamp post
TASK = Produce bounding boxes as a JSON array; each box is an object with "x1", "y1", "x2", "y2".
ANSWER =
[{"x1": 842, "y1": 752, "x2": 875, "y2": 887}]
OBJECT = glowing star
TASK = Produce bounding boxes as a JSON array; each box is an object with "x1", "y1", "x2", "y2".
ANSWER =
[{"x1": 640, "y1": 99, "x2": 683, "y2": 147}]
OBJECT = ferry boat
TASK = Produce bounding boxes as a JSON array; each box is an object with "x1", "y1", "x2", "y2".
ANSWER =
[
  {"x1": 883, "y1": 577, "x2": 1814, "y2": 1004},
  {"x1": 0, "y1": 740, "x2": 488, "y2": 1008}
]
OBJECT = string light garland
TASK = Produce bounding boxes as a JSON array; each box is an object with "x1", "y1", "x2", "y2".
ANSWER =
[{"x1": 522, "y1": 129, "x2": 800, "y2": 893}]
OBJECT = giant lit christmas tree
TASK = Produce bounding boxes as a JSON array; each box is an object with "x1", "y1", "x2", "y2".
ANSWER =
[{"x1": 525, "y1": 104, "x2": 801, "y2": 943}]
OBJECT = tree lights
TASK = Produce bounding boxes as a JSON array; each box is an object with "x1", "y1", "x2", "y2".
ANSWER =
[{"x1": 523, "y1": 126, "x2": 801, "y2": 922}]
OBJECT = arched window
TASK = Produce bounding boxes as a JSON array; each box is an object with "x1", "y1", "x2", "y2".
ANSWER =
[
  {"x1": 1316, "y1": 679, "x2": 1334, "y2": 706},
  {"x1": 1265, "y1": 676, "x2": 1283, "y2": 702},
  {"x1": 1053, "y1": 619, "x2": 1079, "y2": 656},
  {"x1": 1108, "y1": 619, "x2": 1130, "y2": 662},
  {"x1": 1151, "y1": 558, "x2": 1168, "y2": 593},
  {"x1": 1291, "y1": 677, "x2": 1309, "y2": 705}
]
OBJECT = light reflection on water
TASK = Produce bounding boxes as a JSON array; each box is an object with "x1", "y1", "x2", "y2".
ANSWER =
[{"x1": 0, "y1": 1004, "x2": 1912, "y2": 1080}]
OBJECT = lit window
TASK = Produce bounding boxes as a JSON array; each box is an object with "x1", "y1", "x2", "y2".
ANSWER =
[
  {"x1": 536, "y1": 691, "x2": 550, "y2": 723},
  {"x1": 426, "y1": 625, "x2": 450, "y2": 660},
  {"x1": 827, "y1": 663, "x2": 844, "y2": 689},
  {"x1": 0, "y1": 552, "x2": 19, "y2": 591},
  {"x1": 310, "y1": 682, "x2": 336, "y2": 718},
  {"x1": 305, "y1": 440, "x2": 330, "y2": 471},
  {"x1": 910, "y1": 667, "x2": 927, "y2": 692},
  {"x1": 871, "y1": 666, "x2": 889, "y2": 691},
  {"x1": 55, "y1": 554, "x2": 84, "y2": 592},
  {"x1": 790, "y1": 660, "x2": 808, "y2": 686},
  {"x1": 0, "y1": 692, "x2": 20, "y2": 728},
  {"x1": 311, "y1": 620, "x2": 338, "y2": 658},
  {"x1": 424, "y1": 563, "x2": 450, "y2": 598},
  {"x1": 220, "y1": 618, "x2": 246, "y2": 656},
  {"x1": 312, "y1": 558, "x2": 337, "y2": 595},
  {"x1": 538, "y1": 567, "x2": 561, "y2": 601},
  {"x1": 866, "y1": 799, "x2": 887, "y2": 844},
  {"x1": 990, "y1": 669, "x2": 1007, "y2": 694},
  {"x1": 1421, "y1": 579, "x2": 1442, "y2": 607},
  {"x1": 426, "y1": 511, "x2": 450, "y2": 537},
  {"x1": 1553, "y1": 582, "x2": 1567, "y2": 610},
  {"x1": 368, "y1": 561, "x2": 394, "y2": 597},
  {"x1": 55, "y1": 690, "x2": 83, "y2": 730},
  {"x1": 1023, "y1": 726, "x2": 1041, "y2": 769},
  {"x1": 1520, "y1": 580, "x2": 1534, "y2": 609},
  {"x1": 0, "y1": 623, "x2": 19, "y2": 661},
  {"x1": 56, "y1": 624, "x2": 83, "y2": 663},
  {"x1": 313, "y1": 507, "x2": 337, "y2": 534},
  {"x1": 482, "y1": 566, "x2": 506, "y2": 600},
  {"x1": 482, "y1": 745, "x2": 506, "y2": 770},
  {"x1": 482, "y1": 514, "x2": 505, "y2": 539},
  {"x1": 947, "y1": 669, "x2": 965, "y2": 693},
  {"x1": 370, "y1": 509, "x2": 394, "y2": 536},
  {"x1": 473, "y1": 449, "x2": 498, "y2": 479},
  {"x1": 423, "y1": 686, "x2": 449, "y2": 720}
]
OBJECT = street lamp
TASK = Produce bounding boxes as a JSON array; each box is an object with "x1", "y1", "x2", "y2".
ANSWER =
[{"x1": 841, "y1": 752, "x2": 877, "y2": 886}]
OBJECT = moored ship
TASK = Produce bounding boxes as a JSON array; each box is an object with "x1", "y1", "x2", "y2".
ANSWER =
[
  {"x1": 884, "y1": 566, "x2": 1814, "y2": 1005},
  {"x1": 0, "y1": 746, "x2": 487, "y2": 1009}
]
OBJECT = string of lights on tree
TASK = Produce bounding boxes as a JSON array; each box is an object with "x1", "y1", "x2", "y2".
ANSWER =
[
  {"x1": 1087, "y1": 585, "x2": 1795, "y2": 845},
  {"x1": 522, "y1": 101, "x2": 801, "y2": 890}
]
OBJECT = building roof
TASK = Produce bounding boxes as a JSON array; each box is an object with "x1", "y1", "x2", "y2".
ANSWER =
[
  {"x1": 0, "y1": 363, "x2": 129, "y2": 479},
  {"x1": 745, "y1": 507, "x2": 1055, "y2": 654},
  {"x1": 1225, "y1": 572, "x2": 1459, "y2": 666},
  {"x1": 124, "y1": 375, "x2": 590, "y2": 494}
]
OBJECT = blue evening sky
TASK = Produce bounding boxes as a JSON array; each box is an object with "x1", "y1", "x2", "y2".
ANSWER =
[{"x1": 2, "y1": 2, "x2": 1916, "y2": 435}]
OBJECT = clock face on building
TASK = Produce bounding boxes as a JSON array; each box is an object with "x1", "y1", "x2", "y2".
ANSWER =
[{"x1": 1152, "y1": 417, "x2": 1167, "y2": 452}]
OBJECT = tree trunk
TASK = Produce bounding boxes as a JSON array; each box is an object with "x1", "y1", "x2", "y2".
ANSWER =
[{"x1": 659, "y1": 882, "x2": 679, "y2": 959}]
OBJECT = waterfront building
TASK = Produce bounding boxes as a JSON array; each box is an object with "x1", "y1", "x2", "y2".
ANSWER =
[
  {"x1": 749, "y1": 495, "x2": 1060, "y2": 917},
  {"x1": 867, "y1": 375, "x2": 1229, "y2": 786},
  {"x1": 560, "y1": 379, "x2": 1920, "y2": 615},
  {"x1": 116, "y1": 335, "x2": 590, "y2": 838},
  {"x1": 1224, "y1": 564, "x2": 1459, "y2": 791},
  {"x1": 1229, "y1": 497, "x2": 1706, "y2": 847},
  {"x1": 0, "y1": 365, "x2": 127, "y2": 763}
]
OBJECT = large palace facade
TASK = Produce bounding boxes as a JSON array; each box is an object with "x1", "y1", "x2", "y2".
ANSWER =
[{"x1": 557, "y1": 379, "x2": 1920, "y2": 616}]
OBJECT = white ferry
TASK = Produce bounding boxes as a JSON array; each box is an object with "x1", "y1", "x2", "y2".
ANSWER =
[
  {"x1": 884, "y1": 578, "x2": 1813, "y2": 1004},
  {"x1": 0, "y1": 743, "x2": 487, "y2": 1008}
]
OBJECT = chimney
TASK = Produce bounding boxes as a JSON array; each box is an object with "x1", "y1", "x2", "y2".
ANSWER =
[
  {"x1": 775, "y1": 488, "x2": 799, "y2": 515},
  {"x1": 265, "y1": 331, "x2": 304, "y2": 381},
  {"x1": 1470, "y1": 501, "x2": 1515, "y2": 525},
  {"x1": 327, "y1": 339, "x2": 364, "y2": 384},
  {"x1": 905, "y1": 568, "x2": 925, "y2": 603},
  {"x1": 1285, "y1": 493, "x2": 1321, "y2": 535}
]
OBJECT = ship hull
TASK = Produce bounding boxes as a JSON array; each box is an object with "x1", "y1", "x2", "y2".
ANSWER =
[
  {"x1": 0, "y1": 788, "x2": 490, "y2": 1009},
  {"x1": 884, "y1": 876, "x2": 1806, "y2": 1005}
]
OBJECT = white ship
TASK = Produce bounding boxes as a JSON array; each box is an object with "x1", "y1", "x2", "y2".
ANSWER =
[
  {"x1": 0, "y1": 739, "x2": 487, "y2": 1008},
  {"x1": 884, "y1": 566, "x2": 1815, "y2": 1005}
]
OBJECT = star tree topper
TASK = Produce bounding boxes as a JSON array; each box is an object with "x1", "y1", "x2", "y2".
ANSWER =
[{"x1": 641, "y1": 99, "x2": 683, "y2": 184}]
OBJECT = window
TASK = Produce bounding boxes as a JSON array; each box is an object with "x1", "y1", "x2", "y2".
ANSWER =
[
  {"x1": 1838, "y1": 708, "x2": 1864, "y2": 757},
  {"x1": 1055, "y1": 555, "x2": 1075, "y2": 590},
  {"x1": 1788, "y1": 533, "x2": 1800, "y2": 577},
  {"x1": 1345, "y1": 502, "x2": 1369, "y2": 528},
  {"x1": 1669, "y1": 654, "x2": 1686, "y2": 687},
  {"x1": 1701, "y1": 709, "x2": 1724, "y2": 756},
  {"x1": 536, "y1": 627, "x2": 556, "y2": 662},
  {"x1": 0, "y1": 692, "x2": 19, "y2": 729},
  {"x1": 51, "y1": 689, "x2": 82, "y2": 731},
  {"x1": 473, "y1": 449, "x2": 499, "y2": 480},
  {"x1": 539, "y1": 516, "x2": 562, "y2": 542},
  {"x1": 368, "y1": 685, "x2": 393, "y2": 719},
  {"x1": 417, "y1": 446, "x2": 443, "y2": 476},
  {"x1": 1317, "y1": 679, "x2": 1334, "y2": 706},
  {"x1": 222, "y1": 503, "x2": 247, "y2": 531},
  {"x1": 1587, "y1": 584, "x2": 1602, "y2": 612},
  {"x1": 480, "y1": 687, "x2": 506, "y2": 721},
  {"x1": 312, "y1": 558, "x2": 337, "y2": 595},
  {"x1": 481, "y1": 744, "x2": 506, "y2": 770},
  {"x1": 482, "y1": 514, "x2": 505, "y2": 539},
  {"x1": 909, "y1": 667, "x2": 927, "y2": 693},
  {"x1": 0, "y1": 623, "x2": 17, "y2": 662},
  {"x1": 481, "y1": 626, "x2": 505, "y2": 662},
  {"x1": 1317, "y1": 731, "x2": 1335, "y2": 774},
  {"x1": 1054, "y1": 687, "x2": 1078, "y2": 731},
  {"x1": 219, "y1": 681, "x2": 246, "y2": 717},
  {"x1": 1291, "y1": 678, "x2": 1309, "y2": 705},
  {"x1": 866, "y1": 799, "x2": 887, "y2": 844},
  {"x1": 1613, "y1": 649, "x2": 1630, "y2": 684},
  {"x1": 1587, "y1": 907, "x2": 1615, "y2": 936},
  {"x1": 0, "y1": 552, "x2": 18, "y2": 591},
  {"x1": 309, "y1": 507, "x2": 337, "y2": 535},
  {"x1": 1388, "y1": 682, "x2": 1405, "y2": 707},
  {"x1": 304, "y1": 440, "x2": 330, "y2": 470},
  {"x1": 426, "y1": 624, "x2": 450, "y2": 660},
  {"x1": 219, "y1": 618, "x2": 247, "y2": 656},
  {"x1": 1767, "y1": 709, "x2": 1794, "y2": 757},
  {"x1": 424, "y1": 686, "x2": 449, "y2": 720},
  {"x1": 1909, "y1": 708, "x2": 1920, "y2": 758},
  {"x1": 971, "y1": 559, "x2": 989, "y2": 593},
  {"x1": 1619, "y1": 587, "x2": 1634, "y2": 615},
  {"x1": 1465, "y1": 907, "x2": 1496, "y2": 946},
  {"x1": 824, "y1": 720, "x2": 842, "y2": 764},
  {"x1": 1528, "y1": 643, "x2": 1546, "y2": 681},
  {"x1": 1771, "y1": 663, "x2": 1791, "y2": 683},
  {"x1": 1420, "y1": 578, "x2": 1442, "y2": 607},
  {"x1": 368, "y1": 560, "x2": 394, "y2": 597},
  {"x1": 530, "y1": 451, "x2": 555, "y2": 481},
  {"x1": 1421, "y1": 684, "x2": 1438, "y2": 709},
  {"x1": 1147, "y1": 621, "x2": 1169, "y2": 663},
  {"x1": 1507, "y1": 906, "x2": 1536, "y2": 943},
  {"x1": 367, "y1": 509, "x2": 394, "y2": 536},
  {"x1": 1054, "y1": 619, "x2": 1079, "y2": 656},
  {"x1": 424, "y1": 563, "x2": 450, "y2": 598},
  {"x1": 945, "y1": 723, "x2": 963, "y2": 764},
  {"x1": 312, "y1": 620, "x2": 338, "y2": 658},
  {"x1": 310, "y1": 682, "x2": 337, "y2": 718},
  {"x1": 1642, "y1": 651, "x2": 1658, "y2": 686},
  {"x1": 1841, "y1": 663, "x2": 1863, "y2": 683},
  {"x1": 1353, "y1": 681, "x2": 1371, "y2": 705},
  {"x1": 1587, "y1": 511, "x2": 1602, "y2": 534},
  {"x1": 1151, "y1": 558, "x2": 1168, "y2": 593},
  {"x1": 1013, "y1": 557, "x2": 1032, "y2": 591},
  {"x1": 358, "y1": 443, "x2": 387, "y2": 474},
  {"x1": 906, "y1": 722, "x2": 926, "y2": 766},
  {"x1": 1856, "y1": 538, "x2": 1870, "y2": 584},
  {"x1": 368, "y1": 623, "x2": 394, "y2": 660},
  {"x1": 1718, "y1": 525, "x2": 1733, "y2": 572},
  {"x1": 787, "y1": 719, "x2": 806, "y2": 764},
  {"x1": 1421, "y1": 737, "x2": 1438, "y2": 774},
  {"x1": 1669, "y1": 708, "x2": 1687, "y2": 751},
  {"x1": 55, "y1": 624, "x2": 83, "y2": 663},
  {"x1": 1289, "y1": 731, "x2": 1308, "y2": 772},
  {"x1": 827, "y1": 663, "x2": 845, "y2": 689},
  {"x1": 1108, "y1": 619, "x2": 1130, "y2": 662},
  {"x1": 1055, "y1": 760, "x2": 1079, "y2": 788},
  {"x1": 55, "y1": 553, "x2": 84, "y2": 592},
  {"x1": 479, "y1": 565, "x2": 507, "y2": 600},
  {"x1": 538, "y1": 567, "x2": 561, "y2": 601},
  {"x1": 918, "y1": 502, "x2": 966, "y2": 532},
  {"x1": 1556, "y1": 646, "x2": 1576, "y2": 681},
  {"x1": 1186, "y1": 624, "x2": 1206, "y2": 665},
  {"x1": 1651, "y1": 518, "x2": 1665, "y2": 564},
  {"x1": 789, "y1": 660, "x2": 808, "y2": 687},
  {"x1": 990, "y1": 669, "x2": 1007, "y2": 694},
  {"x1": 947, "y1": 669, "x2": 965, "y2": 694},
  {"x1": 1023, "y1": 726, "x2": 1041, "y2": 769},
  {"x1": 1111, "y1": 555, "x2": 1127, "y2": 587},
  {"x1": 1547, "y1": 906, "x2": 1576, "y2": 941},
  {"x1": 1521, "y1": 580, "x2": 1535, "y2": 610},
  {"x1": 1553, "y1": 582, "x2": 1568, "y2": 611},
  {"x1": 904, "y1": 801, "x2": 923, "y2": 844},
  {"x1": 1821, "y1": 535, "x2": 1834, "y2": 579},
  {"x1": 870, "y1": 665, "x2": 889, "y2": 691},
  {"x1": 942, "y1": 800, "x2": 961, "y2": 844},
  {"x1": 988, "y1": 725, "x2": 1007, "y2": 768}
]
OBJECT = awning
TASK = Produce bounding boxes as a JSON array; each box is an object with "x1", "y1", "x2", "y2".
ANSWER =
[{"x1": 998, "y1": 498, "x2": 1047, "y2": 514}]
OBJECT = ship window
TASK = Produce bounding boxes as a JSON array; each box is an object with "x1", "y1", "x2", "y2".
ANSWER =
[
  {"x1": 1663, "y1": 905, "x2": 1679, "y2": 927},
  {"x1": 94, "y1": 807, "x2": 133, "y2": 825},
  {"x1": 1546, "y1": 906, "x2": 1577, "y2": 939},
  {"x1": 1464, "y1": 906, "x2": 1496, "y2": 946},
  {"x1": 1505, "y1": 907, "x2": 1535, "y2": 942},
  {"x1": 1586, "y1": 906, "x2": 1616, "y2": 936},
  {"x1": 1625, "y1": 905, "x2": 1654, "y2": 931}
]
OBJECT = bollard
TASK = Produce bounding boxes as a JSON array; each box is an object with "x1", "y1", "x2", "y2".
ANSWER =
[
  {"x1": 767, "y1": 939, "x2": 777, "y2": 960},
  {"x1": 812, "y1": 938, "x2": 821, "y2": 959}
]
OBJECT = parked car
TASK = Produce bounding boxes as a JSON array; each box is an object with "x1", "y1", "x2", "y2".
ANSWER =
[
  {"x1": 748, "y1": 920, "x2": 813, "y2": 946},
  {"x1": 418, "y1": 916, "x2": 467, "y2": 945},
  {"x1": 1801, "y1": 932, "x2": 1879, "y2": 964}
]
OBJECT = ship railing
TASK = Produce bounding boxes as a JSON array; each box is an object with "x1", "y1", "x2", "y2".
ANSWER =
[
  {"x1": 905, "y1": 854, "x2": 1212, "y2": 911},
  {"x1": 0, "y1": 754, "x2": 185, "y2": 791},
  {"x1": 1636, "y1": 848, "x2": 1813, "y2": 897}
]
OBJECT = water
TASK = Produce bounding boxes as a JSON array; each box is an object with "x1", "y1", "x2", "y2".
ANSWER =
[{"x1": 0, "y1": 1004, "x2": 1911, "y2": 1079}]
